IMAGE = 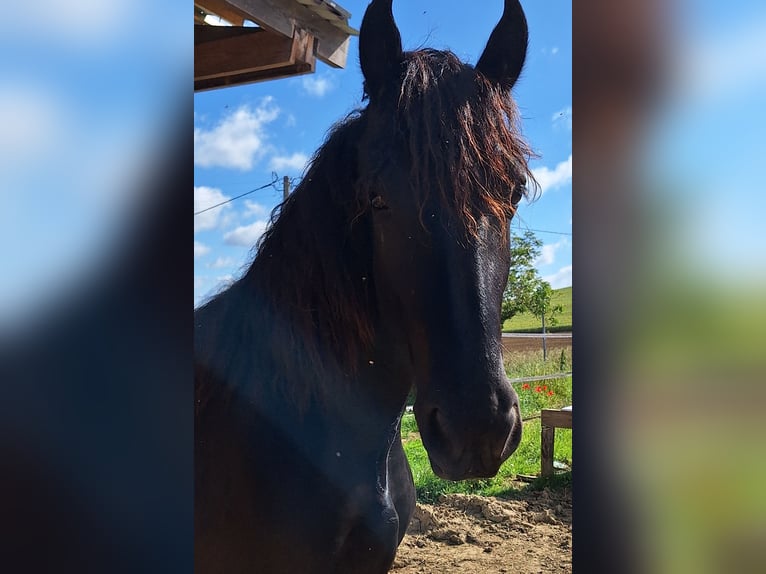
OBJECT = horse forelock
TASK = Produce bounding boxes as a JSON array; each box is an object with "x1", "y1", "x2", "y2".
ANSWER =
[{"x1": 396, "y1": 49, "x2": 538, "y2": 236}]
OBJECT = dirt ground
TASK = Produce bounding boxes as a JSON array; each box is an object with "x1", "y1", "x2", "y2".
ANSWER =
[
  {"x1": 501, "y1": 334, "x2": 572, "y2": 355},
  {"x1": 391, "y1": 486, "x2": 572, "y2": 574}
]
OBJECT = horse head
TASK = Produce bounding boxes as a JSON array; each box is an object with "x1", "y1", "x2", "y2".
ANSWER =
[{"x1": 357, "y1": 0, "x2": 532, "y2": 480}]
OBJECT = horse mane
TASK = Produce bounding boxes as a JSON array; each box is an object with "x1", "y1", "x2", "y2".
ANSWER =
[
  {"x1": 244, "y1": 112, "x2": 375, "y2": 406},
  {"x1": 196, "y1": 48, "x2": 536, "y2": 409}
]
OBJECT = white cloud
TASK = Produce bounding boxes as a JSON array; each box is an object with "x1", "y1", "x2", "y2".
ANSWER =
[
  {"x1": 551, "y1": 46, "x2": 559, "y2": 55},
  {"x1": 224, "y1": 220, "x2": 269, "y2": 247},
  {"x1": 194, "y1": 186, "x2": 230, "y2": 233},
  {"x1": 552, "y1": 106, "x2": 572, "y2": 131},
  {"x1": 208, "y1": 256, "x2": 236, "y2": 269},
  {"x1": 301, "y1": 75, "x2": 334, "y2": 97},
  {"x1": 535, "y1": 238, "x2": 569, "y2": 267},
  {"x1": 194, "y1": 99, "x2": 279, "y2": 170},
  {"x1": 532, "y1": 154, "x2": 572, "y2": 195},
  {"x1": 544, "y1": 265, "x2": 572, "y2": 289},
  {"x1": 194, "y1": 241, "x2": 210, "y2": 258},
  {"x1": 269, "y1": 152, "x2": 309, "y2": 173},
  {"x1": 214, "y1": 274, "x2": 236, "y2": 291},
  {"x1": 243, "y1": 200, "x2": 268, "y2": 218},
  {"x1": 194, "y1": 273, "x2": 238, "y2": 308},
  {"x1": 194, "y1": 275, "x2": 215, "y2": 308}
]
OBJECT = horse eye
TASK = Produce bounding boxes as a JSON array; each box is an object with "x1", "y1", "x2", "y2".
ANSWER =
[
  {"x1": 511, "y1": 184, "x2": 525, "y2": 206},
  {"x1": 371, "y1": 196, "x2": 388, "y2": 210}
]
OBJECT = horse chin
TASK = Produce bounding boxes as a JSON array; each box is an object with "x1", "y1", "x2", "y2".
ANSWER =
[
  {"x1": 428, "y1": 456, "x2": 502, "y2": 481},
  {"x1": 428, "y1": 458, "x2": 461, "y2": 481}
]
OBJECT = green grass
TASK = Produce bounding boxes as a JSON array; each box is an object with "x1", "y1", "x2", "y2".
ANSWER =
[
  {"x1": 401, "y1": 411, "x2": 419, "y2": 436},
  {"x1": 504, "y1": 348, "x2": 571, "y2": 380},
  {"x1": 400, "y1": 350, "x2": 573, "y2": 502},
  {"x1": 503, "y1": 286, "x2": 572, "y2": 332}
]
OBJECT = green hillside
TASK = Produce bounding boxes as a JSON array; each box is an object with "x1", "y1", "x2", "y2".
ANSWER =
[{"x1": 502, "y1": 286, "x2": 572, "y2": 333}]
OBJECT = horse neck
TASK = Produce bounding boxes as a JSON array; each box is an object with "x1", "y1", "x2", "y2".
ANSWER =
[
  {"x1": 240, "y1": 297, "x2": 409, "y2": 453},
  {"x1": 236, "y1": 181, "x2": 414, "y2": 427}
]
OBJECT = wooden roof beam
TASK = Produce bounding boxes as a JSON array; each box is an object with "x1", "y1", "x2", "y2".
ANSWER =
[
  {"x1": 195, "y1": 0, "x2": 247, "y2": 26},
  {"x1": 194, "y1": 25, "x2": 316, "y2": 92},
  {"x1": 198, "y1": 0, "x2": 353, "y2": 68}
]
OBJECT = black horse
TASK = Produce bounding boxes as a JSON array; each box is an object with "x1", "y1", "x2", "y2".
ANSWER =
[{"x1": 194, "y1": 1, "x2": 535, "y2": 572}]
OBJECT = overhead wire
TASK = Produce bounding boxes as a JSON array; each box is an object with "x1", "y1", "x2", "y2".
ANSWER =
[
  {"x1": 194, "y1": 177, "x2": 279, "y2": 216},
  {"x1": 512, "y1": 216, "x2": 572, "y2": 237}
]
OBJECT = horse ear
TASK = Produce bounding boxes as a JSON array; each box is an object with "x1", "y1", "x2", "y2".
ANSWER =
[
  {"x1": 476, "y1": 0, "x2": 529, "y2": 91},
  {"x1": 359, "y1": 0, "x2": 404, "y2": 101}
]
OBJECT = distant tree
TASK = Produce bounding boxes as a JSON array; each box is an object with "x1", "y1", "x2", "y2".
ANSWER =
[
  {"x1": 528, "y1": 281, "x2": 563, "y2": 359},
  {"x1": 528, "y1": 281, "x2": 563, "y2": 329},
  {"x1": 501, "y1": 231, "x2": 544, "y2": 323}
]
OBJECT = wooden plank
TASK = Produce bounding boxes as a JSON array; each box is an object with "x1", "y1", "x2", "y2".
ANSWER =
[
  {"x1": 195, "y1": 26, "x2": 310, "y2": 80},
  {"x1": 195, "y1": 26, "x2": 294, "y2": 80},
  {"x1": 195, "y1": 0, "x2": 247, "y2": 26},
  {"x1": 541, "y1": 409, "x2": 573, "y2": 429},
  {"x1": 224, "y1": 0, "x2": 293, "y2": 37},
  {"x1": 195, "y1": 61, "x2": 314, "y2": 91},
  {"x1": 195, "y1": 25, "x2": 264, "y2": 45},
  {"x1": 541, "y1": 425, "x2": 555, "y2": 477},
  {"x1": 214, "y1": 0, "x2": 354, "y2": 68},
  {"x1": 295, "y1": 0, "x2": 351, "y2": 22},
  {"x1": 194, "y1": 26, "x2": 315, "y2": 91}
]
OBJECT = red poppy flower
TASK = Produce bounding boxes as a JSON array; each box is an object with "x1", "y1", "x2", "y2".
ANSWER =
[
  {"x1": 543, "y1": 386, "x2": 548, "y2": 391},
  {"x1": 535, "y1": 386, "x2": 542, "y2": 393},
  {"x1": 521, "y1": 383, "x2": 530, "y2": 390},
  {"x1": 547, "y1": 390, "x2": 554, "y2": 396}
]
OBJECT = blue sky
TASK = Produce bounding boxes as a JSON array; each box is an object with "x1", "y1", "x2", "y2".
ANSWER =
[{"x1": 194, "y1": 0, "x2": 573, "y2": 306}]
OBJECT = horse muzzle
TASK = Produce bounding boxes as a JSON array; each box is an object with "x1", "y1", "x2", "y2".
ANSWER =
[{"x1": 414, "y1": 396, "x2": 522, "y2": 481}]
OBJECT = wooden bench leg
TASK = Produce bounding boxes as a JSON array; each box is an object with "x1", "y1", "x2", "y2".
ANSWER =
[{"x1": 541, "y1": 425, "x2": 555, "y2": 477}]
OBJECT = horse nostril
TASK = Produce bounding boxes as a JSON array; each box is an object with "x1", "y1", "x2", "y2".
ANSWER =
[
  {"x1": 429, "y1": 408, "x2": 448, "y2": 441},
  {"x1": 512, "y1": 400, "x2": 521, "y2": 422},
  {"x1": 428, "y1": 409, "x2": 443, "y2": 435}
]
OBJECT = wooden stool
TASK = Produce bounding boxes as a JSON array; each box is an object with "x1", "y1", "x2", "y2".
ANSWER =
[{"x1": 541, "y1": 406, "x2": 572, "y2": 477}]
